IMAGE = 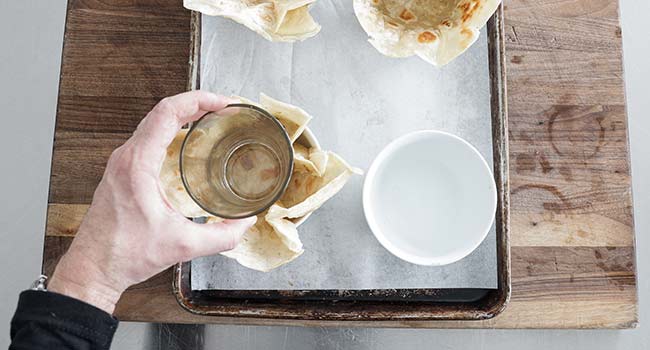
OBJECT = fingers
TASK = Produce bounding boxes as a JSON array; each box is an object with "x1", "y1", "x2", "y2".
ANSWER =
[
  {"x1": 132, "y1": 91, "x2": 234, "y2": 167},
  {"x1": 180, "y1": 216, "x2": 257, "y2": 259}
]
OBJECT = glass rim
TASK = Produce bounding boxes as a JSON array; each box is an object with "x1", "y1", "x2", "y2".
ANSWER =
[{"x1": 179, "y1": 103, "x2": 294, "y2": 219}]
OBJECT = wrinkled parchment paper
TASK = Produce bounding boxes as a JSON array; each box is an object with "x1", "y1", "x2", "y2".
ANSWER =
[{"x1": 192, "y1": 0, "x2": 497, "y2": 290}]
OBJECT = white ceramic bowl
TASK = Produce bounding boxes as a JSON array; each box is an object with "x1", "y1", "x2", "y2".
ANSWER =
[{"x1": 363, "y1": 130, "x2": 497, "y2": 266}]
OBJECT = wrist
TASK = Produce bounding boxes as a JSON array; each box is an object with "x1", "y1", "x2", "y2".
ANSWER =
[{"x1": 48, "y1": 251, "x2": 125, "y2": 314}]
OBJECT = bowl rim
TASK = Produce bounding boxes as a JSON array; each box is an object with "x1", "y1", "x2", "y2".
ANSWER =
[{"x1": 362, "y1": 129, "x2": 497, "y2": 266}]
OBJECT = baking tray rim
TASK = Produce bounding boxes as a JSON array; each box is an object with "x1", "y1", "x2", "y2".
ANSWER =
[{"x1": 173, "y1": 4, "x2": 511, "y2": 322}]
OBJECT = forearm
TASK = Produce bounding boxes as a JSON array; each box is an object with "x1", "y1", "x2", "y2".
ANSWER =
[{"x1": 10, "y1": 290, "x2": 118, "y2": 350}]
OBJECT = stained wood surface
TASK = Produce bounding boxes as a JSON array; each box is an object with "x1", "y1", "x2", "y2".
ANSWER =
[{"x1": 43, "y1": 0, "x2": 637, "y2": 328}]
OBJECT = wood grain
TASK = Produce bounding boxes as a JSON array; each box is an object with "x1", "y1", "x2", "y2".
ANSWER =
[
  {"x1": 43, "y1": 0, "x2": 637, "y2": 328},
  {"x1": 42, "y1": 236, "x2": 637, "y2": 328},
  {"x1": 45, "y1": 204, "x2": 88, "y2": 237}
]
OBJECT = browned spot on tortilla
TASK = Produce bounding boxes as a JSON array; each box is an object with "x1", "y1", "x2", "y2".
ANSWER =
[
  {"x1": 417, "y1": 31, "x2": 437, "y2": 43},
  {"x1": 305, "y1": 176, "x2": 318, "y2": 193},
  {"x1": 441, "y1": 19, "x2": 452, "y2": 27},
  {"x1": 166, "y1": 148, "x2": 174, "y2": 156},
  {"x1": 372, "y1": 0, "x2": 380, "y2": 4},
  {"x1": 460, "y1": 0, "x2": 483, "y2": 23},
  {"x1": 386, "y1": 20, "x2": 399, "y2": 28},
  {"x1": 459, "y1": 28, "x2": 474, "y2": 48},
  {"x1": 176, "y1": 186, "x2": 184, "y2": 191},
  {"x1": 399, "y1": 9, "x2": 415, "y2": 21}
]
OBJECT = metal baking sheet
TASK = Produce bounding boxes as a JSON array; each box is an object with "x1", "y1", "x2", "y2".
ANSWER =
[{"x1": 191, "y1": 0, "x2": 497, "y2": 291}]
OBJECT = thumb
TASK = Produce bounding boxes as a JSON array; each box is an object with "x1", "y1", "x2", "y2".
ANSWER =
[{"x1": 181, "y1": 216, "x2": 257, "y2": 258}]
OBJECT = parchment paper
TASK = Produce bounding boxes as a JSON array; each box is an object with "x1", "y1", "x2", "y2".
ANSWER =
[{"x1": 192, "y1": 0, "x2": 497, "y2": 290}]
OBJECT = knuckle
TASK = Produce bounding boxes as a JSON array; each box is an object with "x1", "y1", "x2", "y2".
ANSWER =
[
  {"x1": 107, "y1": 146, "x2": 124, "y2": 167},
  {"x1": 105, "y1": 146, "x2": 155, "y2": 193},
  {"x1": 153, "y1": 98, "x2": 179, "y2": 122},
  {"x1": 147, "y1": 99, "x2": 181, "y2": 132},
  {"x1": 155, "y1": 97, "x2": 174, "y2": 113}
]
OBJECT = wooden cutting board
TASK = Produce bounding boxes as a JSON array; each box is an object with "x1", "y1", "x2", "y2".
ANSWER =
[{"x1": 43, "y1": 0, "x2": 637, "y2": 328}]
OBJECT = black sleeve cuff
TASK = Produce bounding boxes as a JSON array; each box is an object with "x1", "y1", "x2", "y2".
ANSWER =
[{"x1": 11, "y1": 290, "x2": 119, "y2": 349}]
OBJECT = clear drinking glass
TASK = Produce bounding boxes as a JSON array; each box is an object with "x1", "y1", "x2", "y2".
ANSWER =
[{"x1": 180, "y1": 104, "x2": 293, "y2": 219}]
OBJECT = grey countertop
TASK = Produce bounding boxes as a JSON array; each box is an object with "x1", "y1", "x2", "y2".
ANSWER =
[{"x1": 1, "y1": 0, "x2": 648, "y2": 349}]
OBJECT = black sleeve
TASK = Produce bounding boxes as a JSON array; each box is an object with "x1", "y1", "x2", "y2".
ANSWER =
[{"x1": 10, "y1": 290, "x2": 119, "y2": 350}]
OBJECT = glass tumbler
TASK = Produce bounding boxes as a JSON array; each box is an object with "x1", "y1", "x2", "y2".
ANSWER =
[{"x1": 180, "y1": 104, "x2": 293, "y2": 219}]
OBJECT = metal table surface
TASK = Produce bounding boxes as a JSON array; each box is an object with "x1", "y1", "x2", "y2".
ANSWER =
[{"x1": 1, "y1": 0, "x2": 649, "y2": 349}]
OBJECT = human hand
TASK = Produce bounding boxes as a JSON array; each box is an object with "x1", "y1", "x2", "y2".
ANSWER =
[{"x1": 48, "y1": 91, "x2": 256, "y2": 314}]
